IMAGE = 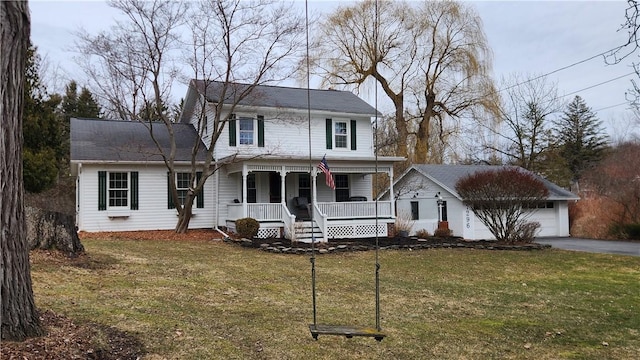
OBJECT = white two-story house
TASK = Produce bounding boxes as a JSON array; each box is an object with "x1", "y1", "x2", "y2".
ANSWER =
[{"x1": 70, "y1": 80, "x2": 404, "y2": 242}]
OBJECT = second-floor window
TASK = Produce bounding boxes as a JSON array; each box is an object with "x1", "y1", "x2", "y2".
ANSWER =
[
  {"x1": 239, "y1": 117, "x2": 254, "y2": 145},
  {"x1": 335, "y1": 121, "x2": 347, "y2": 148},
  {"x1": 229, "y1": 114, "x2": 265, "y2": 147},
  {"x1": 326, "y1": 119, "x2": 357, "y2": 151}
]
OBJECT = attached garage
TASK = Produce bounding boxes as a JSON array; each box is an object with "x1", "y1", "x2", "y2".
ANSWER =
[{"x1": 382, "y1": 165, "x2": 579, "y2": 240}]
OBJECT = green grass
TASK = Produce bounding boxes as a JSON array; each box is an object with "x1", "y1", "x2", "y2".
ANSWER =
[{"x1": 31, "y1": 238, "x2": 640, "y2": 359}]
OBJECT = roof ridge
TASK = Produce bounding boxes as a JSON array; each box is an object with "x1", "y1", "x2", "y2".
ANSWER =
[{"x1": 191, "y1": 79, "x2": 352, "y2": 94}]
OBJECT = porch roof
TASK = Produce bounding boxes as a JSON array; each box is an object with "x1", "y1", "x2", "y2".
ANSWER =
[{"x1": 218, "y1": 154, "x2": 405, "y2": 174}]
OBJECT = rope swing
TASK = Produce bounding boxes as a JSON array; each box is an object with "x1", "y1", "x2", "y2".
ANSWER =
[{"x1": 305, "y1": 0, "x2": 385, "y2": 342}]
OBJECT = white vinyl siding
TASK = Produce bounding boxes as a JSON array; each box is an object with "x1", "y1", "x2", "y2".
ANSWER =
[
  {"x1": 390, "y1": 169, "x2": 572, "y2": 239},
  {"x1": 77, "y1": 164, "x2": 214, "y2": 232},
  {"x1": 212, "y1": 106, "x2": 374, "y2": 160}
]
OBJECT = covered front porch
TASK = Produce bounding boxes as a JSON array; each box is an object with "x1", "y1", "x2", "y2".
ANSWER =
[{"x1": 221, "y1": 157, "x2": 401, "y2": 242}]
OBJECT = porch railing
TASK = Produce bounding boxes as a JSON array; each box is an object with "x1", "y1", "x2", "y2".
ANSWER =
[
  {"x1": 312, "y1": 203, "x2": 327, "y2": 242},
  {"x1": 247, "y1": 203, "x2": 282, "y2": 221},
  {"x1": 281, "y1": 203, "x2": 296, "y2": 240},
  {"x1": 228, "y1": 201, "x2": 393, "y2": 222},
  {"x1": 316, "y1": 201, "x2": 393, "y2": 219}
]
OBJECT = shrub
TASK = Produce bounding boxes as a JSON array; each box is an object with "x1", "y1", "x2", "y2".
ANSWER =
[
  {"x1": 609, "y1": 223, "x2": 640, "y2": 240},
  {"x1": 455, "y1": 167, "x2": 549, "y2": 243},
  {"x1": 434, "y1": 228, "x2": 452, "y2": 238},
  {"x1": 513, "y1": 222, "x2": 541, "y2": 243},
  {"x1": 236, "y1": 217, "x2": 260, "y2": 239},
  {"x1": 394, "y1": 210, "x2": 414, "y2": 234},
  {"x1": 415, "y1": 229, "x2": 431, "y2": 238}
]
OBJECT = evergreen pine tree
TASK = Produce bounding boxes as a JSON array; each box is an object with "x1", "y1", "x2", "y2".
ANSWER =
[{"x1": 556, "y1": 95, "x2": 609, "y2": 187}]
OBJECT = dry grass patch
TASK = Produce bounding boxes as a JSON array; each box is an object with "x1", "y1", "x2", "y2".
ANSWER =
[{"x1": 23, "y1": 237, "x2": 640, "y2": 359}]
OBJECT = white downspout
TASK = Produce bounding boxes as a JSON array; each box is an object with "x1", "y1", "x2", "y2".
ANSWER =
[{"x1": 213, "y1": 164, "x2": 230, "y2": 240}]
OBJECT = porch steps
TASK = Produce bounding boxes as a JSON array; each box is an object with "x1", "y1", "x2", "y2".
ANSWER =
[{"x1": 294, "y1": 221, "x2": 323, "y2": 242}]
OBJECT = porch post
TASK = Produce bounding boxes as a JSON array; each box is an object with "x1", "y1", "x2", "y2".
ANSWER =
[
  {"x1": 242, "y1": 165, "x2": 248, "y2": 217},
  {"x1": 279, "y1": 166, "x2": 286, "y2": 206},
  {"x1": 311, "y1": 168, "x2": 318, "y2": 207},
  {"x1": 389, "y1": 167, "x2": 395, "y2": 217}
]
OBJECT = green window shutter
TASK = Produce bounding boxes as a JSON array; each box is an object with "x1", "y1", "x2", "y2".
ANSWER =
[
  {"x1": 350, "y1": 120, "x2": 357, "y2": 150},
  {"x1": 196, "y1": 171, "x2": 204, "y2": 208},
  {"x1": 257, "y1": 115, "x2": 265, "y2": 147},
  {"x1": 98, "y1": 171, "x2": 106, "y2": 211},
  {"x1": 325, "y1": 118, "x2": 333, "y2": 149},
  {"x1": 167, "y1": 172, "x2": 175, "y2": 209},
  {"x1": 229, "y1": 115, "x2": 236, "y2": 146},
  {"x1": 130, "y1": 171, "x2": 139, "y2": 210}
]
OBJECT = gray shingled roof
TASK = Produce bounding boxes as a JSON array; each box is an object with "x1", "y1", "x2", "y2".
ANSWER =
[
  {"x1": 411, "y1": 164, "x2": 579, "y2": 201},
  {"x1": 191, "y1": 80, "x2": 380, "y2": 116},
  {"x1": 70, "y1": 118, "x2": 208, "y2": 162}
]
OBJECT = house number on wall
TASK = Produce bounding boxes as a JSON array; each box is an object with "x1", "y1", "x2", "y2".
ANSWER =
[{"x1": 465, "y1": 208, "x2": 471, "y2": 229}]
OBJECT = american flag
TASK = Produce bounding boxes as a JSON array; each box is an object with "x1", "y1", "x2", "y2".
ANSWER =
[{"x1": 318, "y1": 156, "x2": 335, "y2": 190}]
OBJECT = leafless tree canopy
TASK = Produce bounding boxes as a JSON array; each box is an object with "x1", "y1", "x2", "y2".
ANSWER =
[
  {"x1": 74, "y1": 0, "x2": 305, "y2": 233},
  {"x1": 309, "y1": 0, "x2": 499, "y2": 164},
  {"x1": 484, "y1": 74, "x2": 564, "y2": 173}
]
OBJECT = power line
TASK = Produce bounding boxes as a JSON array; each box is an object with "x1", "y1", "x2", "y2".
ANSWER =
[
  {"x1": 594, "y1": 102, "x2": 630, "y2": 112},
  {"x1": 560, "y1": 72, "x2": 635, "y2": 99},
  {"x1": 497, "y1": 45, "x2": 629, "y2": 93}
]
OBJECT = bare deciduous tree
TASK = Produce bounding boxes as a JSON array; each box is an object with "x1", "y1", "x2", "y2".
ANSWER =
[
  {"x1": 75, "y1": 0, "x2": 305, "y2": 233},
  {"x1": 485, "y1": 75, "x2": 563, "y2": 174},
  {"x1": 1, "y1": 0, "x2": 44, "y2": 341},
  {"x1": 310, "y1": 0, "x2": 498, "y2": 164}
]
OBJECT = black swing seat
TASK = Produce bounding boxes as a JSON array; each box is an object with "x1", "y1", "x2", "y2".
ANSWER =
[{"x1": 309, "y1": 324, "x2": 386, "y2": 341}]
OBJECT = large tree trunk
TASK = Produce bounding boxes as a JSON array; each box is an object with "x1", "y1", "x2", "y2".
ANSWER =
[
  {"x1": 175, "y1": 195, "x2": 195, "y2": 234},
  {"x1": 1, "y1": 0, "x2": 44, "y2": 341}
]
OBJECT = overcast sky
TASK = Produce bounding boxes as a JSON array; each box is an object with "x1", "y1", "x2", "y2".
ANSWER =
[{"x1": 29, "y1": 0, "x2": 638, "y2": 140}]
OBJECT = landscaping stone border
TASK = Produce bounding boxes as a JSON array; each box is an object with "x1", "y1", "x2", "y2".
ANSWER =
[{"x1": 223, "y1": 237, "x2": 551, "y2": 255}]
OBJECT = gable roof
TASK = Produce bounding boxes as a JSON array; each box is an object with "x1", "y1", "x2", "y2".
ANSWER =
[
  {"x1": 398, "y1": 164, "x2": 579, "y2": 201},
  {"x1": 70, "y1": 118, "x2": 209, "y2": 163},
  {"x1": 186, "y1": 80, "x2": 380, "y2": 117}
]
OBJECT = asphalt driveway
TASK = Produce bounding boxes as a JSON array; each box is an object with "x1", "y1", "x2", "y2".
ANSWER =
[{"x1": 535, "y1": 237, "x2": 640, "y2": 257}]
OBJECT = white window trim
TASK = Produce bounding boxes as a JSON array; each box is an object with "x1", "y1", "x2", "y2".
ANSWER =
[
  {"x1": 333, "y1": 120, "x2": 349, "y2": 149},
  {"x1": 175, "y1": 172, "x2": 194, "y2": 207},
  {"x1": 237, "y1": 115, "x2": 257, "y2": 146},
  {"x1": 107, "y1": 171, "x2": 129, "y2": 210}
]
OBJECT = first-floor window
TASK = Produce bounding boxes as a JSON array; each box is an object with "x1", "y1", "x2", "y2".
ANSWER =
[
  {"x1": 176, "y1": 172, "x2": 192, "y2": 206},
  {"x1": 99, "y1": 171, "x2": 138, "y2": 211},
  {"x1": 108, "y1": 172, "x2": 128, "y2": 207},
  {"x1": 168, "y1": 171, "x2": 204, "y2": 209},
  {"x1": 247, "y1": 173, "x2": 257, "y2": 203},
  {"x1": 299, "y1": 173, "x2": 311, "y2": 201},
  {"x1": 411, "y1": 201, "x2": 419, "y2": 220},
  {"x1": 335, "y1": 174, "x2": 349, "y2": 202}
]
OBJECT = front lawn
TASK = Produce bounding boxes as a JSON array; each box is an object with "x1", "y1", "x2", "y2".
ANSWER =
[{"x1": 25, "y1": 236, "x2": 640, "y2": 359}]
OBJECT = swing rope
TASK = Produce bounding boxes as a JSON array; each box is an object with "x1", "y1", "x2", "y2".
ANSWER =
[{"x1": 306, "y1": 0, "x2": 385, "y2": 342}]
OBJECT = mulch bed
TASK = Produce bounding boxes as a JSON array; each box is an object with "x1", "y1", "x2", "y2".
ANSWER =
[
  {"x1": 1, "y1": 310, "x2": 144, "y2": 360},
  {"x1": 225, "y1": 235, "x2": 550, "y2": 254}
]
